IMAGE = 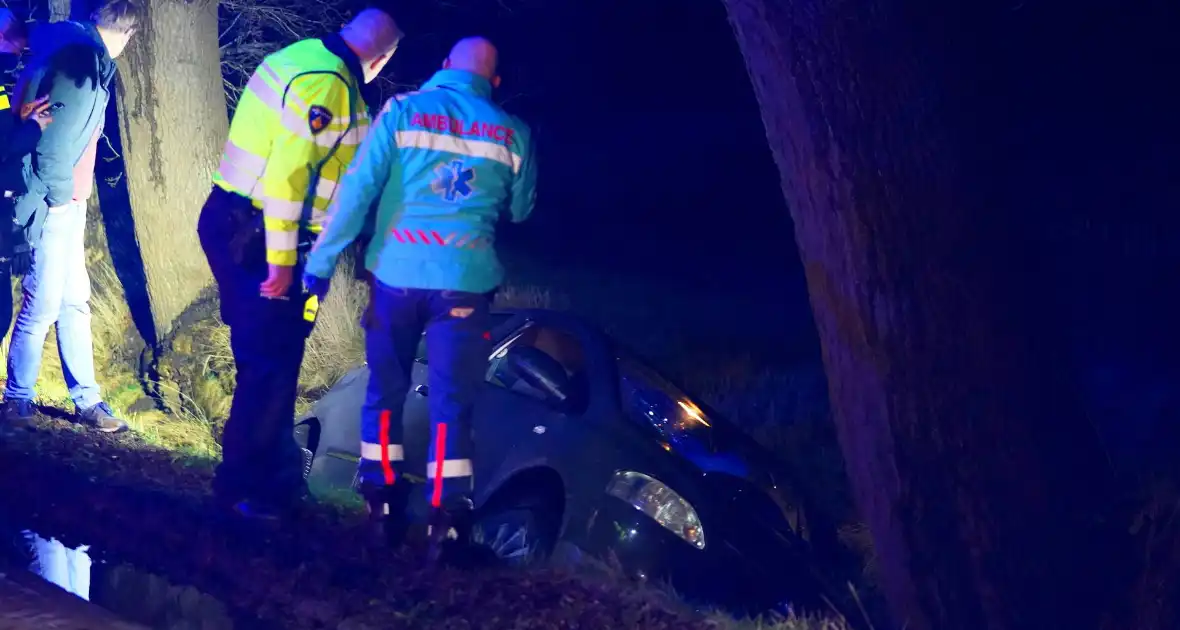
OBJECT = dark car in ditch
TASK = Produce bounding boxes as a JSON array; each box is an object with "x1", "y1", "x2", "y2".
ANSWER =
[{"x1": 294, "y1": 308, "x2": 843, "y2": 617}]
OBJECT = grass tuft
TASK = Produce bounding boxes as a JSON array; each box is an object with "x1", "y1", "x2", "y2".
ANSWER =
[{"x1": 494, "y1": 284, "x2": 570, "y2": 310}]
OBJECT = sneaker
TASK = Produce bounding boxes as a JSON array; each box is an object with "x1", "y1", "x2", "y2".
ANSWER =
[
  {"x1": 1, "y1": 399, "x2": 35, "y2": 431},
  {"x1": 78, "y1": 402, "x2": 128, "y2": 433}
]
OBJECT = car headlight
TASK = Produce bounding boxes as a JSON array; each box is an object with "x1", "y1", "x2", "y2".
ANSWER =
[{"x1": 605, "y1": 471, "x2": 706, "y2": 550}]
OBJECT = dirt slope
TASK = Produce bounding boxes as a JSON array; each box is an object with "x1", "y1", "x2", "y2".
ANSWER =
[{"x1": 0, "y1": 416, "x2": 714, "y2": 630}]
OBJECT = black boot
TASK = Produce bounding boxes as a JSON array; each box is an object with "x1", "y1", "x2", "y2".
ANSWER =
[
  {"x1": 362, "y1": 481, "x2": 414, "y2": 549},
  {"x1": 426, "y1": 496, "x2": 498, "y2": 569}
]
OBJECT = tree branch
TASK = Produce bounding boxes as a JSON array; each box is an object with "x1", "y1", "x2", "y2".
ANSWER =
[{"x1": 218, "y1": 0, "x2": 349, "y2": 108}]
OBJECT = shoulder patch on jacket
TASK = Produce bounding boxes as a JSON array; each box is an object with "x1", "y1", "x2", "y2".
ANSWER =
[{"x1": 308, "y1": 105, "x2": 332, "y2": 135}]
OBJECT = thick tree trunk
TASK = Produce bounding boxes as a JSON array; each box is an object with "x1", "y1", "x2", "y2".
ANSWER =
[
  {"x1": 721, "y1": 1, "x2": 1118, "y2": 629},
  {"x1": 116, "y1": 0, "x2": 226, "y2": 341}
]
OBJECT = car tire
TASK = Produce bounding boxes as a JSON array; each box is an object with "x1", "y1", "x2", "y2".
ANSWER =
[
  {"x1": 293, "y1": 419, "x2": 320, "y2": 481},
  {"x1": 471, "y1": 493, "x2": 558, "y2": 568}
]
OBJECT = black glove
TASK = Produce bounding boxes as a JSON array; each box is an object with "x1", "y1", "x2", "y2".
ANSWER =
[
  {"x1": 9, "y1": 231, "x2": 31, "y2": 277},
  {"x1": 303, "y1": 273, "x2": 330, "y2": 300},
  {"x1": 300, "y1": 273, "x2": 330, "y2": 336}
]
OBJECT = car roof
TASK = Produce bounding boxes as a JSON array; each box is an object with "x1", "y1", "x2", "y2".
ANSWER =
[
  {"x1": 491, "y1": 307, "x2": 590, "y2": 328},
  {"x1": 489, "y1": 307, "x2": 615, "y2": 350}
]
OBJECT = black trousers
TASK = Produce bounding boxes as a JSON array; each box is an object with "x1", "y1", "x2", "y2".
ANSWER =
[
  {"x1": 358, "y1": 281, "x2": 493, "y2": 509},
  {"x1": 197, "y1": 186, "x2": 309, "y2": 505},
  {"x1": 0, "y1": 196, "x2": 12, "y2": 343}
]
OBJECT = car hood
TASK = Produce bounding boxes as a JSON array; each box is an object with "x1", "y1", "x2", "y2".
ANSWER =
[
  {"x1": 675, "y1": 418, "x2": 818, "y2": 540},
  {"x1": 665, "y1": 418, "x2": 792, "y2": 495}
]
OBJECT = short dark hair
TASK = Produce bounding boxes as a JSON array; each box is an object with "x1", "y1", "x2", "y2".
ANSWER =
[{"x1": 91, "y1": 0, "x2": 142, "y2": 35}]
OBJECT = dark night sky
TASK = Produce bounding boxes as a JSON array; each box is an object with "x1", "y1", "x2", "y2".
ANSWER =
[
  {"x1": 383, "y1": 4, "x2": 798, "y2": 278},
  {"x1": 376, "y1": 0, "x2": 1180, "y2": 462},
  {"x1": 376, "y1": 0, "x2": 815, "y2": 361}
]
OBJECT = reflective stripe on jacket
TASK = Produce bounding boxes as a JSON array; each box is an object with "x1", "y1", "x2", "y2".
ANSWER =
[
  {"x1": 212, "y1": 35, "x2": 371, "y2": 267},
  {"x1": 305, "y1": 69, "x2": 538, "y2": 293}
]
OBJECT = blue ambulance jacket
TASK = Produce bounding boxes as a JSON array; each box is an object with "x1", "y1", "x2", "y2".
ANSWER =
[{"x1": 305, "y1": 68, "x2": 537, "y2": 293}]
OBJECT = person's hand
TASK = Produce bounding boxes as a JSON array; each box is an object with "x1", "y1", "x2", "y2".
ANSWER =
[
  {"x1": 260, "y1": 263, "x2": 294, "y2": 298},
  {"x1": 303, "y1": 273, "x2": 331, "y2": 300},
  {"x1": 18, "y1": 96, "x2": 48, "y2": 120},
  {"x1": 19, "y1": 96, "x2": 54, "y2": 132}
]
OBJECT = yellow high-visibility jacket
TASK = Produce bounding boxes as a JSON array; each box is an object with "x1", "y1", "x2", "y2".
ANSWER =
[
  {"x1": 213, "y1": 35, "x2": 371, "y2": 267},
  {"x1": 0, "y1": 84, "x2": 10, "y2": 111}
]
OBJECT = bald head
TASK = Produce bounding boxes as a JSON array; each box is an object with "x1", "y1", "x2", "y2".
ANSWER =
[
  {"x1": 341, "y1": 8, "x2": 404, "y2": 83},
  {"x1": 444, "y1": 37, "x2": 499, "y2": 82}
]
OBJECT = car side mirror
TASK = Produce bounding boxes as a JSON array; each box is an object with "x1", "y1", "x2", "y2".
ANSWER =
[{"x1": 498, "y1": 345, "x2": 571, "y2": 406}]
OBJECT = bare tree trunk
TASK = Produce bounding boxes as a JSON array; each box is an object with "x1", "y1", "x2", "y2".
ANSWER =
[
  {"x1": 116, "y1": 0, "x2": 226, "y2": 342},
  {"x1": 47, "y1": 0, "x2": 70, "y2": 22},
  {"x1": 721, "y1": 1, "x2": 1118, "y2": 628}
]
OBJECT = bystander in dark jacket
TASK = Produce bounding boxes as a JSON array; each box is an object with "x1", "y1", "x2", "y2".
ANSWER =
[
  {"x1": 10, "y1": 18, "x2": 115, "y2": 249},
  {"x1": 0, "y1": 9, "x2": 53, "y2": 345},
  {"x1": 0, "y1": 10, "x2": 45, "y2": 199}
]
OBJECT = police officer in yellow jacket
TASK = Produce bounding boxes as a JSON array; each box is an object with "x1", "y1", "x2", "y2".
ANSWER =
[{"x1": 197, "y1": 5, "x2": 403, "y2": 519}]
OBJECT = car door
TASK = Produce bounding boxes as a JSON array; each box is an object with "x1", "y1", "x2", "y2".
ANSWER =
[
  {"x1": 400, "y1": 335, "x2": 432, "y2": 483},
  {"x1": 406, "y1": 315, "x2": 573, "y2": 494},
  {"x1": 470, "y1": 320, "x2": 593, "y2": 506}
]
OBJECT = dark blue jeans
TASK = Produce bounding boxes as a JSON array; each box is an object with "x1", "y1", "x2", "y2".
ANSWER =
[{"x1": 359, "y1": 281, "x2": 493, "y2": 509}]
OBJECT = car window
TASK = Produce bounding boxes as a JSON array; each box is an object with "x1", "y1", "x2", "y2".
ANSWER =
[
  {"x1": 487, "y1": 312, "x2": 516, "y2": 332},
  {"x1": 414, "y1": 312, "x2": 517, "y2": 365},
  {"x1": 617, "y1": 353, "x2": 712, "y2": 438},
  {"x1": 487, "y1": 325, "x2": 587, "y2": 404}
]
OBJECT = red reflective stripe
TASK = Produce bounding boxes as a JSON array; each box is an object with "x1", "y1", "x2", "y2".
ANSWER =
[
  {"x1": 386, "y1": 230, "x2": 484, "y2": 248},
  {"x1": 431, "y1": 423, "x2": 448, "y2": 508},
  {"x1": 380, "y1": 410, "x2": 395, "y2": 485}
]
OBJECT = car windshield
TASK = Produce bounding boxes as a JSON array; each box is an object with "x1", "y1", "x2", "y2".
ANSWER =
[{"x1": 617, "y1": 351, "x2": 713, "y2": 438}]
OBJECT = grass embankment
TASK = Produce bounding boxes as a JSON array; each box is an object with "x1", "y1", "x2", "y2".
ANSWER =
[
  {"x1": 0, "y1": 418, "x2": 854, "y2": 630},
  {"x1": 0, "y1": 217, "x2": 872, "y2": 627}
]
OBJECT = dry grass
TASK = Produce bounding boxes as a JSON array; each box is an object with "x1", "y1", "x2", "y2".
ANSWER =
[
  {"x1": 494, "y1": 284, "x2": 572, "y2": 310},
  {"x1": 299, "y1": 263, "x2": 369, "y2": 397},
  {"x1": 565, "y1": 549, "x2": 867, "y2": 630},
  {"x1": 0, "y1": 210, "x2": 220, "y2": 459},
  {"x1": 707, "y1": 614, "x2": 857, "y2": 630}
]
